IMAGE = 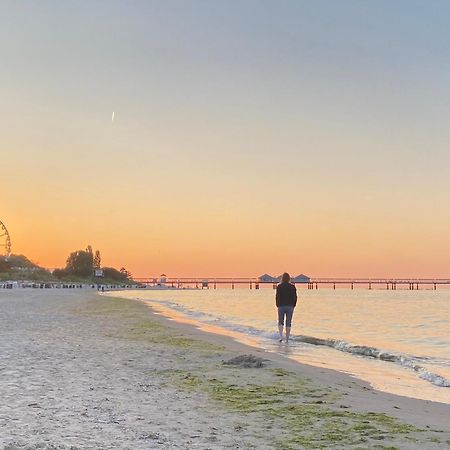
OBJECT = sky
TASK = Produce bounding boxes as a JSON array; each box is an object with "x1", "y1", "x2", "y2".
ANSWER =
[{"x1": 2, "y1": 1, "x2": 450, "y2": 278}]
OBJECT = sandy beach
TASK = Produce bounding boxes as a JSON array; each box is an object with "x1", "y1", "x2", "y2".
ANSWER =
[{"x1": 1, "y1": 289, "x2": 450, "y2": 449}]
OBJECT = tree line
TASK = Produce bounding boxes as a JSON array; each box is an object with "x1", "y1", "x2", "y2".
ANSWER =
[{"x1": 53, "y1": 246, "x2": 132, "y2": 282}]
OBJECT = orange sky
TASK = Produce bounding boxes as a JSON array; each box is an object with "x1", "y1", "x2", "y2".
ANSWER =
[
  {"x1": 3, "y1": 2, "x2": 450, "y2": 278},
  {"x1": 5, "y1": 194, "x2": 450, "y2": 278}
]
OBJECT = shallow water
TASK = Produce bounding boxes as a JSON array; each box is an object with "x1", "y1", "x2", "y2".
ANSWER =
[{"x1": 108, "y1": 287, "x2": 450, "y2": 403}]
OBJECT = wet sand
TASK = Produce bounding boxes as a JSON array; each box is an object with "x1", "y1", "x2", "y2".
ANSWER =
[{"x1": 1, "y1": 289, "x2": 449, "y2": 449}]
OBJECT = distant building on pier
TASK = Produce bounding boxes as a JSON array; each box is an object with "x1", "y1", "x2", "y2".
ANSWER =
[
  {"x1": 292, "y1": 274, "x2": 310, "y2": 283},
  {"x1": 258, "y1": 273, "x2": 310, "y2": 283},
  {"x1": 273, "y1": 273, "x2": 311, "y2": 283},
  {"x1": 258, "y1": 274, "x2": 278, "y2": 283}
]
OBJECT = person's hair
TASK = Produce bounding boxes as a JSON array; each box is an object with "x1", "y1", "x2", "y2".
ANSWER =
[{"x1": 281, "y1": 272, "x2": 290, "y2": 283}]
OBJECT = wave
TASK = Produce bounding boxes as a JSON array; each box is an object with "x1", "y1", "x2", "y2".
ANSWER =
[
  {"x1": 128, "y1": 295, "x2": 450, "y2": 388},
  {"x1": 292, "y1": 335, "x2": 450, "y2": 388}
]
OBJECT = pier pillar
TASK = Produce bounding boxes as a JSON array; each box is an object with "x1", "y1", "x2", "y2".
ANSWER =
[
  {"x1": 315, "y1": 283, "x2": 318, "y2": 290},
  {"x1": 250, "y1": 282, "x2": 252, "y2": 289},
  {"x1": 434, "y1": 283, "x2": 436, "y2": 290},
  {"x1": 214, "y1": 281, "x2": 217, "y2": 289},
  {"x1": 232, "y1": 281, "x2": 234, "y2": 289},
  {"x1": 369, "y1": 282, "x2": 372, "y2": 290},
  {"x1": 255, "y1": 283, "x2": 259, "y2": 290},
  {"x1": 351, "y1": 283, "x2": 353, "y2": 290},
  {"x1": 386, "y1": 283, "x2": 389, "y2": 290},
  {"x1": 333, "y1": 283, "x2": 336, "y2": 290},
  {"x1": 196, "y1": 282, "x2": 198, "y2": 289}
]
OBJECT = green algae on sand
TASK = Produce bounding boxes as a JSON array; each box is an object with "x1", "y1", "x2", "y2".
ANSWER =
[
  {"x1": 78, "y1": 294, "x2": 445, "y2": 448},
  {"x1": 76, "y1": 295, "x2": 224, "y2": 351},
  {"x1": 166, "y1": 370, "x2": 426, "y2": 449}
]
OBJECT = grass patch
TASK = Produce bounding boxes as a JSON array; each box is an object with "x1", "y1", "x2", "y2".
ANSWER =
[
  {"x1": 128, "y1": 321, "x2": 224, "y2": 350},
  {"x1": 165, "y1": 370, "x2": 424, "y2": 449},
  {"x1": 74, "y1": 296, "x2": 146, "y2": 318},
  {"x1": 76, "y1": 296, "x2": 224, "y2": 351},
  {"x1": 271, "y1": 368, "x2": 295, "y2": 377}
]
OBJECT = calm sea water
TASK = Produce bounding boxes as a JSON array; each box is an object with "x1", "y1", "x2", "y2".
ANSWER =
[{"x1": 108, "y1": 288, "x2": 450, "y2": 404}]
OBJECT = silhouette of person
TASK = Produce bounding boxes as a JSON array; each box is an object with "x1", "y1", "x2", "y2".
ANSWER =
[{"x1": 276, "y1": 272, "x2": 297, "y2": 342}]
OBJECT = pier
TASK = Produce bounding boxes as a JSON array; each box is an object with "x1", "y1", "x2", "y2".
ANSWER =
[{"x1": 133, "y1": 277, "x2": 450, "y2": 290}]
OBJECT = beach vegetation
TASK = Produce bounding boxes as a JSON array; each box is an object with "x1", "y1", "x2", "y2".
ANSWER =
[
  {"x1": 78, "y1": 295, "x2": 224, "y2": 351},
  {"x1": 93, "y1": 249, "x2": 101, "y2": 269},
  {"x1": 1, "y1": 254, "x2": 37, "y2": 269},
  {"x1": 127, "y1": 319, "x2": 224, "y2": 351},
  {"x1": 52, "y1": 245, "x2": 133, "y2": 283},
  {"x1": 165, "y1": 370, "x2": 425, "y2": 449},
  {"x1": 76, "y1": 295, "x2": 149, "y2": 317},
  {"x1": 75, "y1": 295, "x2": 444, "y2": 449},
  {"x1": 64, "y1": 247, "x2": 95, "y2": 277},
  {"x1": 271, "y1": 368, "x2": 296, "y2": 377},
  {"x1": 0, "y1": 248, "x2": 133, "y2": 284},
  {"x1": 0, "y1": 254, "x2": 54, "y2": 281},
  {"x1": 101, "y1": 266, "x2": 132, "y2": 282}
]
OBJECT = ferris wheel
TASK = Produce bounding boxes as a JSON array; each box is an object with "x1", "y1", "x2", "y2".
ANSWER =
[{"x1": 0, "y1": 219, "x2": 11, "y2": 259}]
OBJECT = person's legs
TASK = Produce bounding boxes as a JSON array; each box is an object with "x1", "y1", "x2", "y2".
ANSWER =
[
  {"x1": 285, "y1": 307, "x2": 294, "y2": 342},
  {"x1": 277, "y1": 307, "x2": 285, "y2": 341},
  {"x1": 278, "y1": 325, "x2": 283, "y2": 341}
]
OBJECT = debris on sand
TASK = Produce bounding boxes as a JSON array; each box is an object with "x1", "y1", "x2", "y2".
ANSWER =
[{"x1": 222, "y1": 354, "x2": 266, "y2": 368}]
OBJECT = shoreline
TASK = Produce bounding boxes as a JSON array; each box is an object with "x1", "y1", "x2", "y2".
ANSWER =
[
  {"x1": 126, "y1": 294, "x2": 450, "y2": 429},
  {"x1": 107, "y1": 289, "x2": 450, "y2": 405},
  {"x1": 1, "y1": 289, "x2": 450, "y2": 449}
]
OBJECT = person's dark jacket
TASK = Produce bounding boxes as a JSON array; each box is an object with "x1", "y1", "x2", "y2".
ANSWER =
[{"x1": 276, "y1": 282, "x2": 297, "y2": 307}]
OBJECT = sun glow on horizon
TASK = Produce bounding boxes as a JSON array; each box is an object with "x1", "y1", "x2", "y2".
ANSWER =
[{"x1": 3, "y1": 2, "x2": 450, "y2": 278}]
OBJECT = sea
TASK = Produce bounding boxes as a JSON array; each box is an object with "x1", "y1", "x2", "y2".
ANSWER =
[{"x1": 107, "y1": 287, "x2": 450, "y2": 404}]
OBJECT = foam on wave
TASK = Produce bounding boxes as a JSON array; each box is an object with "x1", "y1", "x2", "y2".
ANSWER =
[
  {"x1": 134, "y1": 296, "x2": 450, "y2": 389},
  {"x1": 292, "y1": 335, "x2": 450, "y2": 388}
]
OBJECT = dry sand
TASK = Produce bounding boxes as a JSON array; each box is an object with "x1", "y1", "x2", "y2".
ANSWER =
[{"x1": 1, "y1": 289, "x2": 450, "y2": 449}]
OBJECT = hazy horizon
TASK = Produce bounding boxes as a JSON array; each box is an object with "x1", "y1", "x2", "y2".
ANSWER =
[{"x1": 3, "y1": 1, "x2": 450, "y2": 278}]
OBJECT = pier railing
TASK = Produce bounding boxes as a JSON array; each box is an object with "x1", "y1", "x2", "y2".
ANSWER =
[{"x1": 133, "y1": 277, "x2": 450, "y2": 290}]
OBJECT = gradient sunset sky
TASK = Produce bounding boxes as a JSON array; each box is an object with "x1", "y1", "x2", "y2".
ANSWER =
[{"x1": 2, "y1": 1, "x2": 450, "y2": 277}]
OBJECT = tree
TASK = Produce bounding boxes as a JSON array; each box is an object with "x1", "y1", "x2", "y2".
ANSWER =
[
  {"x1": 120, "y1": 267, "x2": 132, "y2": 279},
  {"x1": 93, "y1": 250, "x2": 101, "y2": 269},
  {"x1": 65, "y1": 249, "x2": 94, "y2": 277},
  {"x1": 53, "y1": 268, "x2": 68, "y2": 279},
  {"x1": 0, "y1": 254, "x2": 40, "y2": 273},
  {"x1": 55, "y1": 245, "x2": 131, "y2": 281},
  {"x1": 102, "y1": 267, "x2": 130, "y2": 282},
  {"x1": 0, "y1": 258, "x2": 9, "y2": 273}
]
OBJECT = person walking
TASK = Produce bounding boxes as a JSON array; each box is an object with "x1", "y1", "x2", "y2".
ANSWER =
[{"x1": 276, "y1": 272, "x2": 297, "y2": 343}]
